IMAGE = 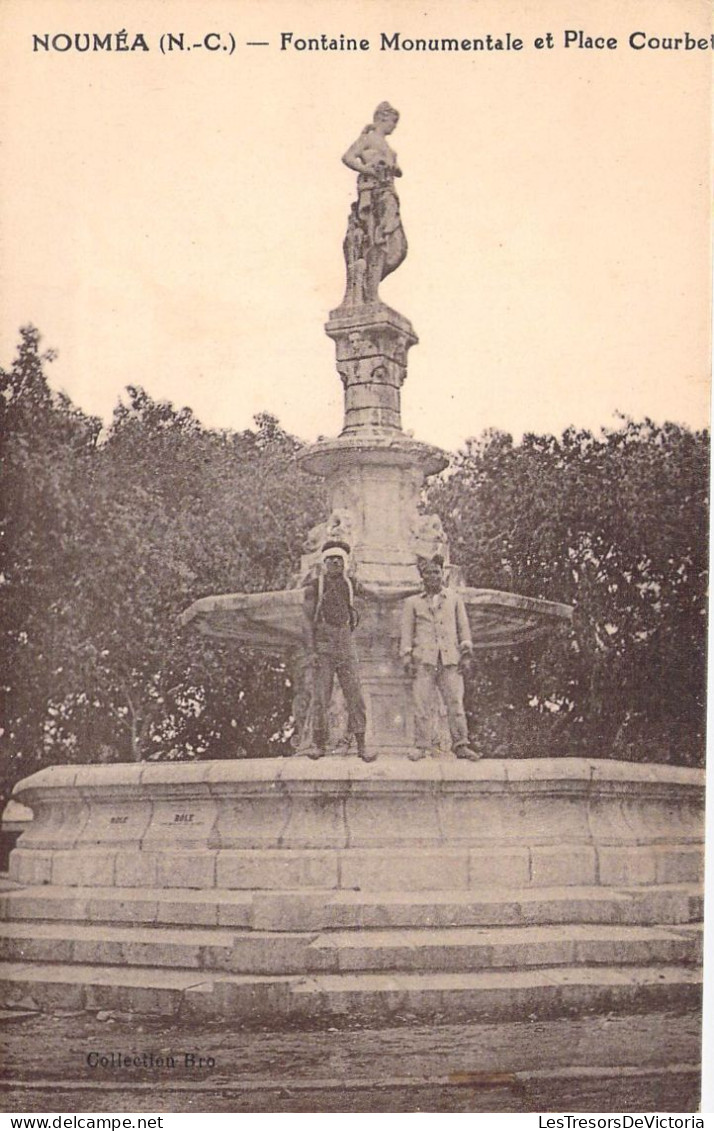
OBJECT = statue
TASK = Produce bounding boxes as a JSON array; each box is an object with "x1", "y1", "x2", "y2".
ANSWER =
[
  {"x1": 411, "y1": 513, "x2": 448, "y2": 563},
  {"x1": 341, "y1": 102, "x2": 408, "y2": 307},
  {"x1": 299, "y1": 508, "x2": 356, "y2": 582}
]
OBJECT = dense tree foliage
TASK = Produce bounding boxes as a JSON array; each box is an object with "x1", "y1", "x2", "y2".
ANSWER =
[
  {"x1": 428, "y1": 423, "x2": 708, "y2": 765},
  {"x1": 1, "y1": 327, "x2": 325, "y2": 804},
  {"x1": 1, "y1": 327, "x2": 708, "y2": 806}
]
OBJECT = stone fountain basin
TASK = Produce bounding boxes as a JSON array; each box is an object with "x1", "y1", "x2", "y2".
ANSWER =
[
  {"x1": 180, "y1": 587, "x2": 572, "y2": 652},
  {"x1": 8, "y1": 757, "x2": 704, "y2": 896}
]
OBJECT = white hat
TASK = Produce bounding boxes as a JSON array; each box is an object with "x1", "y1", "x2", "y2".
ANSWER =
[{"x1": 321, "y1": 539, "x2": 351, "y2": 567}]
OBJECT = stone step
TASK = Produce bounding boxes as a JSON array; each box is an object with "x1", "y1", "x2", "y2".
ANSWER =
[
  {"x1": 287, "y1": 966, "x2": 703, "y2": 1023},
  {"x1": 0, "y1": 882, "x2": 700, "y2": 932},
  {"x1": 0, "y1": 960, "x2": 702, "y2": 1022},
  {"x1": 0, "y1": 922, "x2": 313, "y2": 975},
  {"x1": 0, "y1": 960, "x2": 288, "y2": 1017},
  {"x1": 0, "y1": 885, "x2": 254, "y2": 928},
  {"x1": 11, "y1": 841, "x2": 704, "y2": 892},
  {"x1": 0, "y1": 920, "x2": 702, "y2": 975},
  {"x1": 308, "y1": 923, "x2": 702, "y2": 973},
  {"x1": 317, "y1": 884, "x2": 700, "y2": 931},
  {"x1": 0, "y1": 922, "x2": 240, "y2": 971}
]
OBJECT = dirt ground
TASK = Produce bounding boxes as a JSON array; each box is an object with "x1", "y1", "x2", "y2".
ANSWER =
[{"x1": 0, "y1": 1008, "x2": 702, "y2": 1114}]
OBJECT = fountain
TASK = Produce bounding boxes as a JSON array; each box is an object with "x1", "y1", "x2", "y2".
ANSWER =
[
  {"x1": 1, "y1": 106, "x2": 703, "y2": 1023},
  {"x1": 180, "y1": 100, "x2": 571, "y2": 757}
]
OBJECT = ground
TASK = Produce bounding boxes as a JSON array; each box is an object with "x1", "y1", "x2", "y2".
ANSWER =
[{"x1": 0, "y1": 1009, "x2": 702, "y2": 1114}]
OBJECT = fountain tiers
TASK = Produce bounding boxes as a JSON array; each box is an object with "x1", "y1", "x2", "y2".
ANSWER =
[{"x1": 180, "y1": 299, "x2": 571, "y2": 755}]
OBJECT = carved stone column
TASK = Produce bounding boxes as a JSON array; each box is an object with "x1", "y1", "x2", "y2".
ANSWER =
[{"x1": 325, "y1": 303, "x2": 417, "y2": 434}]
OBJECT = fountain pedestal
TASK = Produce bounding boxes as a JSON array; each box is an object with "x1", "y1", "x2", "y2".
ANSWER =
[
  {"x1": 326, "y1": 302, "x2": 417, "y2": 434},
  {"x1": 2, "y1": 758, "x2": 704, "y2": 1021}
]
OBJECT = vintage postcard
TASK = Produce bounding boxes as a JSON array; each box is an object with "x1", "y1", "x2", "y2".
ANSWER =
[{"x1": 0, "y1": 0, "x2": 710, "y2": 1118}]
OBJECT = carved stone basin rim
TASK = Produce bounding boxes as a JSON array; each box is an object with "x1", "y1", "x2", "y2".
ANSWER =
[{"x1": 179, "y1": 585, "x2": 572, "y2": 652}]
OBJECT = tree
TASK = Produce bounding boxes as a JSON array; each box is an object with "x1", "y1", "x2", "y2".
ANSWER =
[
  {"x1": 428, "y1": 419, "x2": 708, "y2": 765},
  {"x1": 1, "y1": 329, "x2": 325, "y2": 806},
  {"x1": 1, "y1": 327, "x2": 104, "y2": 794},
  {"x1": 67, "y1": 393, "x2": 325, "y2": 764}
]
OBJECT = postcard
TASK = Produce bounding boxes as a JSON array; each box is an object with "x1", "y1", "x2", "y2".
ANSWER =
[{"x1": 1, "y1": 0, "x2": 710, "y2": 1118}]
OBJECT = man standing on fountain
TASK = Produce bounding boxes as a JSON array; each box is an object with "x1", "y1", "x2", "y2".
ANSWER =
[
  {"x1": 303, "y1": 539, "x2": 374, "y2": 762},
  {"x1": 400, "y1": 556, "x2": 482, "y2": 762}
]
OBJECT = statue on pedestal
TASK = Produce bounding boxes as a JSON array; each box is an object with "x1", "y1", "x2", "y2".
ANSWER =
[{"x1": 341, "y1": 102, "x2": 408, "y2": 307}]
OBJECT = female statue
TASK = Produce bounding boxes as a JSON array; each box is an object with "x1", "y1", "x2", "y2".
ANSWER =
[{"x1": 341, "y1": 103, "x2": 408, "y2": 307}]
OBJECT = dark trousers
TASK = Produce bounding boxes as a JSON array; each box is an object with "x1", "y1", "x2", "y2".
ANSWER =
[{"x1": 312, "y1": 624, "x2": 367, "y2": 744}]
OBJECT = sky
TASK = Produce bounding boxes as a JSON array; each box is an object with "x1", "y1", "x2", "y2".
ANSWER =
[{"x1": 1, "y1": 0, "x2": 711, "y2": 452}]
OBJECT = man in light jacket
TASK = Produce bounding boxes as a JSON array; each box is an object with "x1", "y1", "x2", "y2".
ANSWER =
[{"x1": 400, "y1": 555, "x2": 481, "y2": 762}]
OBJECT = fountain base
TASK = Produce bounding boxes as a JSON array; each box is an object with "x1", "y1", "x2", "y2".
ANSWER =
[{"x1": 2, "y1": 757, "x2": 703, "y2": 1021}]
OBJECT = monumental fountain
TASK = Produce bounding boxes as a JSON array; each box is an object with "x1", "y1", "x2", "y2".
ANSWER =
[
  {"x1": 177, "y1": 100, "x2": 572, "y2": 758},
  {"x1": 0, "y1": 106, "x2": 703, "y2": 1022}
]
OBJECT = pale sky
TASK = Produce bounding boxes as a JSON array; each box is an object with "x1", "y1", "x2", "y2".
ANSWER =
[{"x1": 1, "y1": 0, "x2": 711, "y2": 451}]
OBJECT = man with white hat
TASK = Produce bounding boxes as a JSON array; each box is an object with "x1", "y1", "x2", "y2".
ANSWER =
[{"x1": 303, "y1": 539, "x2": 373, "y2": 761}]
